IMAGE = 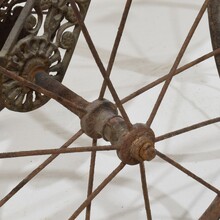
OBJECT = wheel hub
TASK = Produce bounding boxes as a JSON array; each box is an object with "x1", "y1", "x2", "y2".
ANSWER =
[
  {"x1": 81, "y1": 99, "x2": 156, "y2": 165},
  {"x1": 35, "y1": 72, "x2": 156, "y2": 165},
  {"x1": 117, "y1": 123, "x2": 156, "y2": 165}
]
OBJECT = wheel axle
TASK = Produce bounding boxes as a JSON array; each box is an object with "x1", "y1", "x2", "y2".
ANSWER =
[{"x1": 35, "y1": 71, "x2": 156, "y2": 165}]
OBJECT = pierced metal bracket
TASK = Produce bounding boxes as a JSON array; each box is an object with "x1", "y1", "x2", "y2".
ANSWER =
[{"x1": 0, "y1": 0, "x2": 90, "y2": 112}]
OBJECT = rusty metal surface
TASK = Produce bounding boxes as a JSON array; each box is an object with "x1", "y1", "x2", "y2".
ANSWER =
[
  {"x1": 81, "y1": 99, "x2": 118, "y2": 139},
  {"x1": 116, "y1": 123, "x2": 155, "y2": 165},
  {"x1": 208, "y1": 0, "x2": 220, "y2": 77},
  {"x1": 0, "y1": 0, "x2": 35, "y2": 56},
  {"x1": 0, "y1": 0, "x2": 219, "y2": 219},
  {"x1": 35, "y1": 71, "x2": 89, "y2": 118},
  {"x1": 0, "y1": 0, "x2": 91, "y2": 112},
  {"x1": 35, "y1": 71, "x2": 156, "y2": 165},
  {"x1": 0, "y1": 0, "x2": 27, "y2": 51}
]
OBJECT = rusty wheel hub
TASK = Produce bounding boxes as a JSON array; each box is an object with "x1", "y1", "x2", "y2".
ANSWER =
[
  {"x1": 35, "y1": 72, "x2": 156, "y2": 165},
  {"x1": 80, "y1": 99, "x2": 156, "y2": 165},
  {"x1": 117, "y1": 123, "x2": 156, "y2": 165}
]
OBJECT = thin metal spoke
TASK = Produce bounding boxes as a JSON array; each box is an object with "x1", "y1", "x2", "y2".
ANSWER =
[
  {"x1": 99, "y1": 0, "x2": 133, "y2": 99},
  {"x1": 156, "y1": 150, "x2": 220, "y2": 195},
  {"x1": 146, "y1": 0, "x2": 210, "y2": 127},
  {"x1": 0, "y1": 130, "x2": 83, "y2": 207},
  {"x1": 0, "y1": 145, "x2": 117, "y2": 159},
  {"x1": 121, "y1": 48, "x2": 220, "y2": 104},
  {"x1": 70, "y1": 0, "x2": 132, "y2": 130},
  {"x1": 139, "y1": 162, "x2": 152, "y2": 220},
  {"x1": 0, "y1": 67, "x2": 86, "y2": 116},
  {"x1": 156, "y1": 117, "x2": 220, "y2": 142},
  {"x1": 68, "y1": 162, "x2": 125, "y2": 220},
  {"x1": 85, "y1": 139, "x2": 97, "y2": 220}
]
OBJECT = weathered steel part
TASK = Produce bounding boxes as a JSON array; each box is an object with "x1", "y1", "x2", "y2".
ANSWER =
[
  {"x1": 0, "y1": 0, "x2": 28, "y2": 50},
  {"x1": 0, "y1": 0, "x2": 34, "y2": 110},
  {"x1": 35, "y1": 72, "x2": 89, "y2": 118},
  {"x1": 79, "y1": 98, "x2": 156, "y2": 164},
  {"x1": 35, "y1": 72, "x2": 156, "y2": 164},
  {"x1": 0, "y1": 0, "x2": 37, "y2": 60},
  {"x1": 115, "y1": 124, "x2": 156, "y2": 165},
  {"x1": 208, "y1": 0, "x2": 220, "y2": 77},
  {"x1": 102, "y1": 115, "x2": 128, "y2": 143},
  {"x1": 82, "y1": 104, "x2": 156, "y2": 164},
  {"x1": 1, "y1": 36, "x2": 62, "y2": 112},
  {"x1": 200, "y1": 196, "x2": 220, "y2": 220},
  {"x1": 80, "y1": 99, "x2": 118, "y2": 139},
  {"x1": 0, "y1": 0, "x2": 91, "y2": 112}
]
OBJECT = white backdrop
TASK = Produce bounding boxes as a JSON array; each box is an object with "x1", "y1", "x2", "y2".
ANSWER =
[{"x1": 0, "y1": 0, "x2": 220, "y2": 219}]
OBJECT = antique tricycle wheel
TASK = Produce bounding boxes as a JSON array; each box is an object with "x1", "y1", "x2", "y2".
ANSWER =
[{"x1": 0, "y1": 0, "x2": 219, "y2": 219}]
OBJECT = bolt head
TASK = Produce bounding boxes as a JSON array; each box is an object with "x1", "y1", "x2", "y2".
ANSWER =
[
  {"x1": 139, "y1": 143, "x2": 156, "y2": 161},
  {"x1": 130, "y1": 137, "x2": 156, "y2": 162}
]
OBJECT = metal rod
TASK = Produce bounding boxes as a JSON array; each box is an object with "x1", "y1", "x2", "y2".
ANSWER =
[
  {"x1": 155, "y1": 117, "x2": 220, "y2": 142},
  {"x1": 156, "y1": 150, "x2": 220, "y2": 195},
  {"x1": 139, "y1": 162, "x2": 152, "y2": 220},
  {"x1": 70, "y1": 0, "x2": 133, "y2": 130},
  {"x1": 0, "y1": 130, "x2": 83, "y2": 207},
  {"x1": 99, "y1": 0, "x2": 133, "y2": 99},
  {"x1": 35, "y1": 72, "x2": 89, "y2": 118},
  {"x1": 0, "y1": 67, "x2": 87, "y2": 117},
  {"x1": 56, "y1": 0, "x2": 91, "y2": 81},
  {"x1": 85, "y1": 139, "x2": 97, "y2": 220},
  {"x1": 146, "y1": 0, "x2": 210, "y2": 127},
  {"x1": 0, "y1": 145, "x2": 116, "y2": 159},
  {"x1": 121, "y1": 48, "x2": 220, "y2": 104},
  {"x1": 68, "y1": 162, "x2": 125, "y2": 220}
]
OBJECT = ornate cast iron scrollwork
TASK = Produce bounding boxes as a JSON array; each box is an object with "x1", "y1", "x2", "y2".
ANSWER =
[
  {"x1": 0, "y1": 0, "x2": 90, "y2": 112},
  {"x1": 0, "y1": 0, "x2": 30, "y2": 50},
  {"x1": 2, "y1": 36, "x2": 61, "y2": 111}
]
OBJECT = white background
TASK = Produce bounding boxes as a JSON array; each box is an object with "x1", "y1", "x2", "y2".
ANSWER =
[{"x1": 0, "y1": 0, "x2": 220, "y2": 219}]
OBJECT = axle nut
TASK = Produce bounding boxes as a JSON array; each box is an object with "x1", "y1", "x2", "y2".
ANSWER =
[
  {"x1": 130, "y1": 137, "x2": 156, "y2": 162},
  {"x1": 117, "y1": 123, "x2": 156, "y2": 165}
]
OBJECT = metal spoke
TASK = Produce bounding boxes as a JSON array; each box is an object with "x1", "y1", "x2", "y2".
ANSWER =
[
  {"x1": 68, "y1": 162, "x2": 125, "y2": 220},
  {"x1": 0, "y1": 67, "x2": 86, "y2": 117},
  {"x1": 70, "y1": 0, "x2": 132, "y2": 130},
  {"x1": 156, "y1": 117, "x2": 220, "y2": 142},
  {"x1": 121, "y1": 48, "x2": 220, "y2": 104},
  {"x1": 0, "y1": 145, "x2": 116, "y2": 159},
  {"x1": 139, "y1": 162, "x2": 152, "y2": 220},
  {"x1": 156, "y1": 150, "x2": 220, "y2": 195},
  {"x1": 85, "y1": 139, "x2": 97, "y2": 220},
  {"x1": 146, "y1": 0, "x2": 210, "y2": 127},
  {"x1": 0, "y1": 1, "x2": 218, "y2": 219},
  {"x1": 99, "y1": 0, "x2": 133, "y2": 99},
  {"x1": 0, "y1": 130, "x2": 83, "y2": 207}
]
